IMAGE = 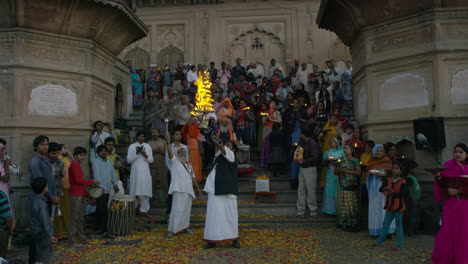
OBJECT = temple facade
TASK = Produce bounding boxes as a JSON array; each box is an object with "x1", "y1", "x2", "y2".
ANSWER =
[{"x1": 121, "y1": 0, "x2": 350, "y2": 71}]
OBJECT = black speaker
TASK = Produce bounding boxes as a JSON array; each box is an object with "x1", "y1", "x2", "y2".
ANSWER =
[{"x1": 413, "y1": 117, "x2": 446, "y2": 151}]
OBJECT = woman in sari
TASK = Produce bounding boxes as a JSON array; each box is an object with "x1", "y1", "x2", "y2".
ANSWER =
[
  {"x1": 322, "y1": 137, "x2": 344, "y2": 215},
  {"x1": 260, "y1": 100, "x2": 282, "y2": 168},
  {"x1": 319, "y1": 115, "x2": 339, "y2": 187},
  {"x1": 431, "y1": 143, "x2": 468, "y2": 264},
  {"x1": 366, "y1": 144, "x2": 395, "y2": 236},
  {"x1": 131, "y1": 68, "x2": 144, "y2": 108},
  {"x1": 335, "y1": 144, "x2": 361, "y2": 231}
]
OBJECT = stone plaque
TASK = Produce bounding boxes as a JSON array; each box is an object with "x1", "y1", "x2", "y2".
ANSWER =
[{"x1": 28, "y1": 84, "x2": 78, "y2": 117}]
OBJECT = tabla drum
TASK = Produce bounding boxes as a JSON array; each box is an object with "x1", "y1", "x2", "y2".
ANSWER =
[
  {"x1": 107, "y1": 194, "x2": 136, "y2": 237},
  {"x1": 89, "y1": 186, "x2": 104, "y2": 199}
]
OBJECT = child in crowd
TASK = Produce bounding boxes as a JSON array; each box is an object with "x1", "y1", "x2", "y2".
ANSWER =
[
  {"x1": 337, "y1": 122, "x2": 354, "y2": 149},
  {"x1": 405, "y1": 160, "x2": 421, "y2": 236},
  {"x1": 69, "y1": 147, "x2": 99, "y2": 245},
  {"x1": 29, "y1": 177, "x2": 55, "y2": 264},
  {"x1": 374, "y1": 159, "x2": 408, "y2": 251},
  {"x1": 0, "y1": 187, "x2": 12, "y2": 259}
]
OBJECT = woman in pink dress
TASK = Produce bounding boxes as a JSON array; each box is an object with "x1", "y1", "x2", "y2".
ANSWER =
[{"x1": 431, "y1": 143, "x2": 468, "y2": 264}]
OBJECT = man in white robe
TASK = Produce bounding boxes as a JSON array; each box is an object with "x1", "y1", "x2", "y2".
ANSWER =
[
  {"x1": 203, "y1": 140, "x2": 240, "y2": 249},
  {"x1": 166, "y1": 139, "x2": 201, "y2": 238},
  {"x1": 127, "y1": 130, "x2": 154, "y2": 215}
]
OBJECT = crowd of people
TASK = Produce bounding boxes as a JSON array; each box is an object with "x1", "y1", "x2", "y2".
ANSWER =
[{"x1": 0, "y1": 56, "x2": 464, "y2": 263}]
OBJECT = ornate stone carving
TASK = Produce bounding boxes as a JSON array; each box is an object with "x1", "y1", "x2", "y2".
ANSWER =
[
  {"x1": 157, "y1": 24, "x2": 185, "y2": 53},
  {"x1": 124, "y1": 47, "x2": 150, "y2": 70},
  {"x1": 357, "y1": 85, "x2": 367, "y2": 117}
]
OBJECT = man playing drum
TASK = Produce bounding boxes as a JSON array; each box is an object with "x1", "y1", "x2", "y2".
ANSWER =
[{"x1": 165, "y1": 131, "x2": 201, "y2": 238}]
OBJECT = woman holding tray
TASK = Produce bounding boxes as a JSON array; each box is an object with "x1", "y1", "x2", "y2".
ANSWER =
[
  {"x1": 431, "y1": 143, "x2": 468, "y2": 264},
  {"x1": 366, "y1": 144, "x2": 395, "y2": 236}
]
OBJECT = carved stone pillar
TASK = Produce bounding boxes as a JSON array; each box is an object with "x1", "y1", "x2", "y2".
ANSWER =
[{"x1": 0, "y1": 0, "x2": 147, "y2": 229}]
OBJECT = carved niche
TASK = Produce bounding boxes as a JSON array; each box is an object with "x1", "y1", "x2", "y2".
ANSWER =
[
  {"x1": 228, "y1": 27, "x2": 286, "y2": 68},
  {"x1": 157, "y1": 24, "x2": 185, "y2": 57}
]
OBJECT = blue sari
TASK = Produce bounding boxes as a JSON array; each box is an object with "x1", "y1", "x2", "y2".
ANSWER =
[{"x1": 322, "y1": 138, "x2": 344, "y2": 215}]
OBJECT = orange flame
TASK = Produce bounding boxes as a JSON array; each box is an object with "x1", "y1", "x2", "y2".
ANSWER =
[{"x1": 191, "y1": 71, "x2": 214, "y2": 115}]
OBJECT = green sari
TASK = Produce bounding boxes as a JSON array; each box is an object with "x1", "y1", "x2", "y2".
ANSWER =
[{"x1": 337, "y1": 156, "x2": 360, "y2": 231}]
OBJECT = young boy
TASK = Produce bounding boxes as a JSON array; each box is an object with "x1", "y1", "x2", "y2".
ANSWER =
[
  {"x1": 374, "y1": 159, "x2": 408, "y2": 251},
  {"x1": 69, "y1": 147, "x2": 99, "y2": 245},
  {"x1": 92, "y1": 145, "x2": 118, "y2": 234},
  {"x1": 105, "y1": 137, "x2": 124, "y2": 194},
  {"x1": 405, "y1": 160, "x2": 421, "y2": 236},
  {"x1": 29, "y1": 177, "x2": 55, "y2": 264}
]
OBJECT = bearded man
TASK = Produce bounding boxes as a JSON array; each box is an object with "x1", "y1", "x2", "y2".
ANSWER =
[
  {"x1": 165, "y1": 133, "x2": 201, "y2": 238},
  {"x1": 217, "y1": 120, "x2": 236, "y2": 144}
]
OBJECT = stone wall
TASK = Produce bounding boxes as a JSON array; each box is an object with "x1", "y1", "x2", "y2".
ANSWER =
[{"x1": 121, "y1": 0, "x2": 350, "y2": 71}]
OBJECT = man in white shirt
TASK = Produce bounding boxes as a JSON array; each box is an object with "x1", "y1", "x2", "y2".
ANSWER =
[
  {"x1": 90, "y1": 121, "x2": 115, "y2": 164},
  {"x1": 275, "y1": 79, "x2": 293, "y2": 109},
  {"x1": 203, "y1": 139, "x2": 240, "y2": 249},
  {"x1": 127, "y1": 130, "x2": 154, "y2": 215},
  {"x1": 186, "y1": 65, "x2": 198, "y2": 86}
]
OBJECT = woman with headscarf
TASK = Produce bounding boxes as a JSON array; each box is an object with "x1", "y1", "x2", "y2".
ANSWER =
[
  {"x1": 366, "y1": 144, "x2": 395, "y2": 236},
  {"x1": 131, "y1": 68, "x2": 144, "y2": 108},
  {"x1": 217, "y1": 98, "x2": 235, "y2": 131},
  {"x1": 318, "y1": 115, "x2": 338, "y2": 187},
  {"x1": 182, "y1": 116, "x2": 203, "y2": 183},
  {"x1": 431, "y1": 143, "x2": 468, "y2": 264},
  {"x1": 322, "y1": 137, "x2": 345, "y2": 215}
]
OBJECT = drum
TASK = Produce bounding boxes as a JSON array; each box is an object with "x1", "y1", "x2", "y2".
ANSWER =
[{"x1": 107, "y1": 194, "x2": 136, "y2": 237}]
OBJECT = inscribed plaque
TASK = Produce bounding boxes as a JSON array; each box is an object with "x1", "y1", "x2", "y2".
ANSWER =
[{"x1": 28, "y1": 84, "x2": 78, "y2": 117}]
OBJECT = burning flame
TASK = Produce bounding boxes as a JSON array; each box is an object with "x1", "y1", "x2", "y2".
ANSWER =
[
  {"x1": 260, "y1": 112, "x2": 269, "y2": 116},
  {"x1": 191, "y1": 71, "x2": 214, "y2": 115},
  {"x1": 243, "y1": 107, "x2": 250, "y2": 111},
  {"x1": 354, "y1": 142, "x2": 358, "y2": 148}
]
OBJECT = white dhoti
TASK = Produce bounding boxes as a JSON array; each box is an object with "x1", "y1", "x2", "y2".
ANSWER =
[
  {"x1": 168, "y1": 192, "x2": 193, "y2": 233},
  {"x1": 203, "y1": 193, "x2": 239, "y2": 243}
]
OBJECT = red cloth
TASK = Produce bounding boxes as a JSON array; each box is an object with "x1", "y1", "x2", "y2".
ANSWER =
[{"x1": 69, "y1": 160, "x2": 93, "y2": 196}]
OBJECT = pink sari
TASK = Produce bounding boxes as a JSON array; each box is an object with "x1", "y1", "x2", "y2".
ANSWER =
[{"x1": 432, "y1": 159, "x2": 468, "y2": 264}]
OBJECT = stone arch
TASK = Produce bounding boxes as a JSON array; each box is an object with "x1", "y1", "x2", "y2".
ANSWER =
[
  {"x1": 451, "y1": 68, "x2": 468, "y2": 104},
  {"x1": 158, "y1": 45, "x2": 184, "y2": 68},
  {"x1": 380, "y1": 73, "x2": 429, "y2": 111},
  {"x1": 124, "y1": 47, "x2": 150, "y2": 71},
  {"x1": 228, "y1": 28, "x2": 286, "y2": 69}
]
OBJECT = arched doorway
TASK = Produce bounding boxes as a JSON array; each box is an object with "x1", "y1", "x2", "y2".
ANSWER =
[
  {"x1": 124, "y1": 47, "x2": 150, "y2": 71},
  {"x1": 158, "y1": 45, "x2": 184, "y2": 68}
]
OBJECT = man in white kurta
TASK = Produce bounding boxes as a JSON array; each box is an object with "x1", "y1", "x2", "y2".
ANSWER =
[
  {"x1": 203, "y1": 141, "x2": 240, "y2": 249},
  {"x1": 127, "y1": 131, "x2": 154, "y2": 215},
  {"x1": 166, "y1": 146, "x2": 201, "y2": 237}
]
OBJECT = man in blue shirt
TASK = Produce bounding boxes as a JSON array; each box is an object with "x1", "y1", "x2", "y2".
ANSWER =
[
  {"x1": 92, "y1": 145, "x2": 118, "y2": 233},
  {"x1": 28, "y1": 135, "x2": 59, "y2": 205}
]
